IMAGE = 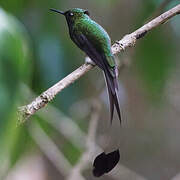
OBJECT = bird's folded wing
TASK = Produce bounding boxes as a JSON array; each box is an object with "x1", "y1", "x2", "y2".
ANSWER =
[{"x1": 72, "y1": 33, "x2": 110, "y2": 70}]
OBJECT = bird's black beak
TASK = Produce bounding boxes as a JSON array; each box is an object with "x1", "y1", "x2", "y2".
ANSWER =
[{"x1": 50, "y1": 8, "x2": 65, "y2": 15}]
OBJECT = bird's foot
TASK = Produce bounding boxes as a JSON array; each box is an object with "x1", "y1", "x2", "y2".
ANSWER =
[{"x1": 85, "y1": 56, "x2": 96, "y2": 66}]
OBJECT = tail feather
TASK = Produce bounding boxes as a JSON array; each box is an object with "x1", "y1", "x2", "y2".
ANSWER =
[
  {"x1": 104, "y1": 70, "x2": 121, "y2": 124},
  {"x1": 113, "y1": 88, "x2": 121, "y2": 123},
  {"x1": 107, "y1": 84, "x2": 114, "y2": 123}
]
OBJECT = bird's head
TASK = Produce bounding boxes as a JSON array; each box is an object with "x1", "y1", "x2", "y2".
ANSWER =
[{"x1": 50, "y1": 8, "x2": 90, "y2": 24}]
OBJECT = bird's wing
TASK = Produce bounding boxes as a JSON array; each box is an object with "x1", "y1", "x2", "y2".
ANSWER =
[
  {"x1": 72, "y1": 32, "x2": 117, "y2": 90},
  {"x1": 72, "y1": 33, "x2": 106, "y2": 69},
  {"x1": 72, "y1": 33, "x2": 117, "y2": 75},
  {"x1": 72, "y1": 33, "x2": 121, "y2": 123}
]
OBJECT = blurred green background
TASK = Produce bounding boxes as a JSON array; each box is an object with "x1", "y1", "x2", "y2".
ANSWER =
[{"x1": 0, "y1": 0, "x2": 180, "y2": 180}]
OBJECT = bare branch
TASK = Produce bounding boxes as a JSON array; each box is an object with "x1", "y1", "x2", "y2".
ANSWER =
[{"x1": 18, "y1": 4, "x2": 180, "y2": 123}]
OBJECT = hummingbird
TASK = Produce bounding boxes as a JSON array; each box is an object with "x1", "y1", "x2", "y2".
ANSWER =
[
  {"x1": 50, "y1": 8, "x2": 121, "y2": 176},
  {"x1": 50, "y1": 8, "x2": 121, "y2": 124}
]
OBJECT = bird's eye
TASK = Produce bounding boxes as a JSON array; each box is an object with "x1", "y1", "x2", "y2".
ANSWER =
[
  {"x1": 84, "y1": 10, "x2": 90, "y2": 16},
  {"x1": 69, "y1": 12, "x2": 74, "y2": 16}
]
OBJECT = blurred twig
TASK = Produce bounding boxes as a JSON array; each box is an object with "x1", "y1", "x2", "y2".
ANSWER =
[
  {"x1": 66, "y1": 100, "x2": 101, "y2": 180},
  {"x1": 40, "y1": 105, "x2": 87, "y2": 150},
  {"x1": 18, "y1": 4, "x2": 180, "y2": 123},
  {"x1": 28, "y1": 122, "x2": 72, "y2": 177}
]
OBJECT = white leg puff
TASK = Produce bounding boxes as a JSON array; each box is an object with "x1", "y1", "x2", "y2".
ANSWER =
[{"x1": 85, "y1": 56, "x2": 96, "y2": 65}]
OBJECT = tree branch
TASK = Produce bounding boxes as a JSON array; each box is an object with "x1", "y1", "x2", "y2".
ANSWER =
[{"x1": 18, "y1": 4, "x2": 180, "y2": 123}]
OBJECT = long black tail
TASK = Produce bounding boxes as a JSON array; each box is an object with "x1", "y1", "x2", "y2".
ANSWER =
[{"x1": 104, "y1": 70, "x2": 121, "y2": 124}]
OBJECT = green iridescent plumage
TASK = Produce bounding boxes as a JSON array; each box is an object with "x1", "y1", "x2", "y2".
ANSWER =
[
  {"x1": 71, "y1": 8, "x2": 115, "y2": 67},
  {"x1": 50, "y1": 8, "x2": 121, "y2": 123}
]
